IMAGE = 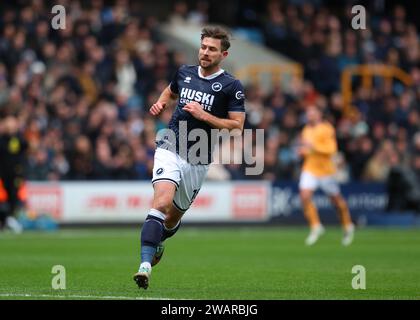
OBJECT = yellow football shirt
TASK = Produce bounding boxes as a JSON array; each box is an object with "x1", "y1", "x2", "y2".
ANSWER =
[{"x1": 301, "y1": 121, "x2": 337, "y2": 177}]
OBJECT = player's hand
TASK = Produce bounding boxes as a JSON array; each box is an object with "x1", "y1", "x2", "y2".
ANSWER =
[
  {"x1": 183, "y1": 102, "x2": 207, "y2": 121},
  {"x1": 149, "y1": 102, "x2": 166, "y2": 116}
]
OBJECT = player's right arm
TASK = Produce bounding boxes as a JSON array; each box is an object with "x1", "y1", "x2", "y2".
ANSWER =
[
  {"x1": 296, "y1": 128, "x2": 311, "y2": 158},
  {"x1": 149, "y1": 86, "x2": 179, "y2": 116}
]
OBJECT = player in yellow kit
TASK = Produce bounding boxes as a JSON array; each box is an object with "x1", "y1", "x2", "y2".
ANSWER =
[{"x1": 297, "y1": 106, "x2": 354, "y2": 246}]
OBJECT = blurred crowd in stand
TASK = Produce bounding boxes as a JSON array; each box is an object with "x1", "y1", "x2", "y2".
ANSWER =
[{"x1": 0, "y1": 0, "x2": 419, "y2": 197}]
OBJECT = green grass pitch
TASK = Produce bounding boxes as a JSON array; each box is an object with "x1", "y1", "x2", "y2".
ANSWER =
[{"x1": 0, "y1": 226, "x2": 419, "y2": 300}]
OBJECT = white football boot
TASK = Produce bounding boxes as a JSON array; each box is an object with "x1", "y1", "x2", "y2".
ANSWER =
[
  {"x1": 305, "y1": 224, "x2": 325, "y2": 246},
  {"x1": 342, "y1": 223, "x2": 355, "y2": 246},
  {"x1": 133, "y1": 262, "x2": 152, "y2": 289}
]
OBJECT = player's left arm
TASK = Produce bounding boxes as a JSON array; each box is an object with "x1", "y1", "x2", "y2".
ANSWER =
[
  {"x1": 206, "y1": 111, "x2": 245, "y2": 131},
  {"x1": 297, "y1": 129, "x2": 311, "y2": 157},
  {"x1": 183, "y1": 104, "x2": 245, "y2": 131},
  {"x1": 183, "y1": 79, "x2": 246, "y2": 132}
]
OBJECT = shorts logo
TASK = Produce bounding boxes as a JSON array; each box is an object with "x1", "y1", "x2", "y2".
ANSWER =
[
  {"x1": 235, "y1": 91, "x2": 245, "y2": 100},
  {"x1": 211, "y1": 82, "x2": 222, "y2": 92},
  {"x1": 156, "y1": 168, "x2": 164, "y2": 175}
]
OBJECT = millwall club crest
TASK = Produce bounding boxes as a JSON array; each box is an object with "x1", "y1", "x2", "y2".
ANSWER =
[{"x1": 211, "y1": 82, "x2": 222, "y2": 92}]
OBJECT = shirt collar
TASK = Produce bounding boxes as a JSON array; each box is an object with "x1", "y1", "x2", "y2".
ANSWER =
[{"x1": 198, "y1": 66, "x2": 224, "y2": 80}]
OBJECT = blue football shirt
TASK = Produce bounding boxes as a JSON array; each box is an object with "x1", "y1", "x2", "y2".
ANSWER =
[{"x1": 156, "y1": 65, "x2": 246, "y2": 164}]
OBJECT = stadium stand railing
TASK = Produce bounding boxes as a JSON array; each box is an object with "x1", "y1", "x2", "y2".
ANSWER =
[{"x1": 341, "y1": 64, "x2": 413, "y2": 118}]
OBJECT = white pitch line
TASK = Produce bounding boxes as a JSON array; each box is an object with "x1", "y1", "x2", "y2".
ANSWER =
[{"x1": 0, "y1": 293, "x2": 176, "y2": 300}]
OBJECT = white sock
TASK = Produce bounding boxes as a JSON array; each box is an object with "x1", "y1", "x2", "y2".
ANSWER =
[
  {"x1": 311, "y1": 223, "x2": 323, "y2": 231},
  {"x1": 139, "y1": 262, "x2": 151, "y2": 271}
]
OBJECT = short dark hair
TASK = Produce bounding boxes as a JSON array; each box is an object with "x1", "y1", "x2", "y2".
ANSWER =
[{"x1": 201, "y1": 26, "x2": 231, "y2": 51}]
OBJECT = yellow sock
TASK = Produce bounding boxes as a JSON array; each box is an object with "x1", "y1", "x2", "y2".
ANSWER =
[{"x1": 303, "y1": 201, "x2": 321, "y2": 228}]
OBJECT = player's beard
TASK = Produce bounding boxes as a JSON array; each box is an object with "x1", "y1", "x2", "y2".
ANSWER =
[{"x1": 199, "y1": 56, "x2": 221, "y2": 71}]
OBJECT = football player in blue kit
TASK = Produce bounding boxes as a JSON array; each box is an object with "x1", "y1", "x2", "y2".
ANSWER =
[{"x1": 134, "y1": 26, "x2": 246, "y2": 289}]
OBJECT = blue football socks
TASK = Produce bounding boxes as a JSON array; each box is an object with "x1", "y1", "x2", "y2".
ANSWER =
[{"x1": 140, "y1": 213, "x2": 164, "y2": 264}]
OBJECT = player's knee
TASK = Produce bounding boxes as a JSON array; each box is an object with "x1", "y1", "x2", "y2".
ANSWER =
[
  {"x1": 300, "y1": 192, "x2": 312, "y2": 204},
  {"x1": 152, "y1": 196, "x2": 173, "y2": 214}
]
